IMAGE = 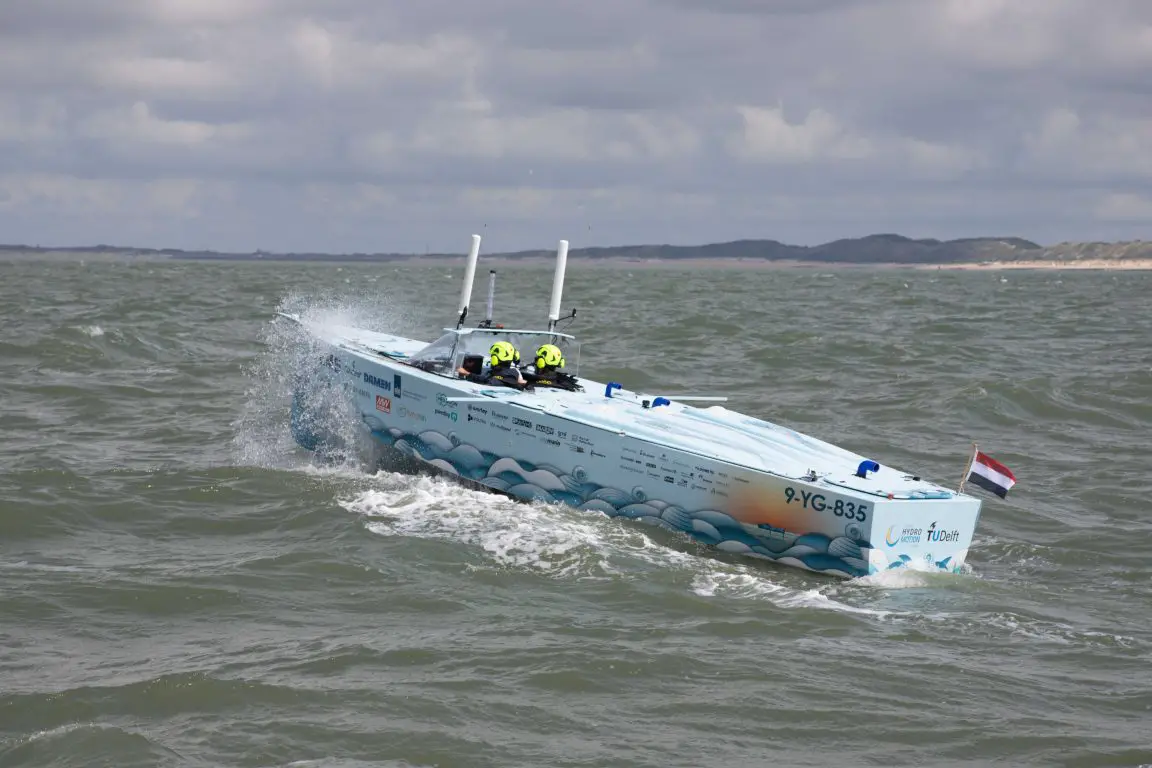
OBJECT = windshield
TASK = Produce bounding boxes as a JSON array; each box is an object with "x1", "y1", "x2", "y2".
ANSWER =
[
  {"x1": 408, "y1": 328, "x2": 581, "y2": 378},
  {"x1": 406, "y1": 331, "x2": 459, "y2": 371}
]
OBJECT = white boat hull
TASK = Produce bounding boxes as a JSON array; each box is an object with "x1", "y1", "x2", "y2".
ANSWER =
[{"x1": 285, "y1": 313, "x2": 982, "y2": 580}]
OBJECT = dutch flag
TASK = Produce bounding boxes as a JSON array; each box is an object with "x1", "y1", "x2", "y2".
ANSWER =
[{"x1": 966, "y1": 449, "x2": 1017, "y2": 498}]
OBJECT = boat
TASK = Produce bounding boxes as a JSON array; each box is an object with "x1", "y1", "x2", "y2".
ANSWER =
[{"x1": 280, "y1": 235, "x2": 982, "y2": 579}]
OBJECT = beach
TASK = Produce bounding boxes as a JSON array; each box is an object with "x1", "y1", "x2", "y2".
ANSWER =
[{"x1": 925, "y1": 259, "x2": 1152, "y2": 270}]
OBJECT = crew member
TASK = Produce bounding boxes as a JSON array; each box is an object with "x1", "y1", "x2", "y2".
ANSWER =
[
  {"x1": 459, "y1": 340, "x2": 527, "y2": 389},
  {"x1": 524, "y1": 343, "x2": 582, "y2": 391}
]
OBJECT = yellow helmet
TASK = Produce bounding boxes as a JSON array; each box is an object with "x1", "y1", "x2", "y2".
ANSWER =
[
  {"x1": 489, "y1": 340, "x2": 519, "y2": 367},
  {"x1": 535, "y1": 343, "x2": 565, "y2": 370}
]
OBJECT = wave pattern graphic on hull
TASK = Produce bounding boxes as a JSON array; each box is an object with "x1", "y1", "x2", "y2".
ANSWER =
[{"x1": 366, "y1": 425, "x2": 873, "y2": 578}]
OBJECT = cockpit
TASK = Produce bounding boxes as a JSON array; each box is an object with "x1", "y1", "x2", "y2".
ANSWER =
[
  {"x1": 405, "y1": 327, "x2": 581, "y2": 380},
  {"x1": 403, "y1": 234, "x2": 581, "y2": 385}
]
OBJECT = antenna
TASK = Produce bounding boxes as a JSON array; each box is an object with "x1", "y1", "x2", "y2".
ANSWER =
[
  {"x1": 547, "y1": 239, "x2": 569, "y2": 332},
  {"x1": 480, "y1": 269, "x2": 497, "y2": 327},
  {"x1": 455, "y1": 234, "x2": 482, "y2": 329}
]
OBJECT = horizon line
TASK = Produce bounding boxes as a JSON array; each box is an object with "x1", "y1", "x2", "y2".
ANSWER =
[{"x1": 7, "y1": 231, "x2": 1146, "y2": 257}]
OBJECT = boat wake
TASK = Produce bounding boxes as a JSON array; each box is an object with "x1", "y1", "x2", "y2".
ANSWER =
[{"x1": 338, "y1": 471, "x2": 895, "y2": 618}]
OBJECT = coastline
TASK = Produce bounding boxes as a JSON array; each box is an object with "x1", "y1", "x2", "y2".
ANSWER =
[
  {"x1": 4, "y1": 251, "x2": 1152, "y2": 270},
  {"x1": 3, "y1": 232, "x2": 1148, "y2": 269},
  {"x1": 390, "y1": 256, "x2": 1152, "y2": 271}
]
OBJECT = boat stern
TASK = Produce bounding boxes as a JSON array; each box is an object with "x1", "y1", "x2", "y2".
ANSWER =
[
  {"x1": 818, "y1": 465, "x2": 983, "y2": 576},
  {"x1": 860, "y1": 494, "x2": 982, "y2": 575}
]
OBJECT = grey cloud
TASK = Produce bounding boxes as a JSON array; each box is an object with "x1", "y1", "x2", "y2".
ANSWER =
[
  {"x1": 1, "y1": 0, "x2": 1150, "y2": 253},
  {"x1": 0, "y1": 0, "x2": 144, "y2": 40},
  {"x1": 651, "y1": 0, "x2": 874, "y2": 15}
]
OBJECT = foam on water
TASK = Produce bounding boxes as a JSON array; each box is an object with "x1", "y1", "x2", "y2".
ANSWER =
[
  {"x1": 956, "y1": 612, "x2": 1140, "y2": 648},
  {"x1": 340, "y1": 472, "x2": 892, "y2": 617},
  {"x1": 849, "y1": 558, "x2": 976, "y2": 590},
  {"x1": 686, "y1": 569, "x2": 891, "y2": 617},
  {"x1": 342, "y1": 472, "x2": 653, "y2": 579},
  {"x1": 777, "y1": 588, "x2": 895, "y2": 617},
  {"x1": 688, "y1": 570, "x2": 789, "y2": 599}
]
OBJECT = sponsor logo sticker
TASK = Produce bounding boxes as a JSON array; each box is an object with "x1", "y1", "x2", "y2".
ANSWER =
[{"x1": 363, "y1": 373, "x2": 391, "y2": 391}]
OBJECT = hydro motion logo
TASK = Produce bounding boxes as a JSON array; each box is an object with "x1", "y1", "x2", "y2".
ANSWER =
[{"x1": 885, "y1": 525, "x2": 923, "y2": 547}]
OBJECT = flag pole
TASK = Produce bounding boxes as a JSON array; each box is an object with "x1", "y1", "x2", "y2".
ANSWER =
[{"x1": 957, "y1": 442, "x2": 977, "y2": 494}]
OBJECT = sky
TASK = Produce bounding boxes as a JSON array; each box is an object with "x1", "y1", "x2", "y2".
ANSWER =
[{"x1": 0, "y1": 0, "x2": 1150, "y2": 253}]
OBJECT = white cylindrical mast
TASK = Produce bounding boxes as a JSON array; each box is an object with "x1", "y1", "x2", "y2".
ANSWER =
[
  {"x1": 547, "y1": 239, "x2": 569, "y2": 330},
  {"x1": 485, "y1": 269, "x2": 497, "y2": 324},
  {"x1": 456, "y1": 234, "x2": 482, "y2": 327}
]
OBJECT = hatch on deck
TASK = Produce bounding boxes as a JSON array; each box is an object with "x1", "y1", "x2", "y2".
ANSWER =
[{"x1": 823, "y1": 472, "x2": 955, "y2": 500}]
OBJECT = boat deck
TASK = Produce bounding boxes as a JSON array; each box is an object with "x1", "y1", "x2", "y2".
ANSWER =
[{"x1": 285, "y1": 313, "x2": 959, "y2": 502}]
